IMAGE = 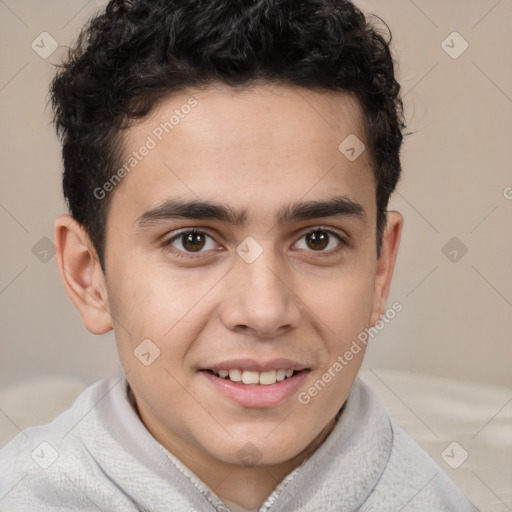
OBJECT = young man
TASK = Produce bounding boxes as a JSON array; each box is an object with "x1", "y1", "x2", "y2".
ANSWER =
[{"x1": 0, "y1": 0, "x2": 477, "y2": 510}]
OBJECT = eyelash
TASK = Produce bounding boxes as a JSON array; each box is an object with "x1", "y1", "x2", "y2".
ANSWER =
[{"x1": 160, "y1": 227, "x2": 348, "y2": 259}]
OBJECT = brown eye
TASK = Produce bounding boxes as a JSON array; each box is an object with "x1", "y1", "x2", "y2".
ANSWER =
[
  {"x1": 182, "y1": 231, "x2": 206, "y2": 252},
  {"x1": 305, "y1": 230, "x2": 329, "y2": 251},
  {"x1": 165, "y1": 229, "x2": 217, "y2": 255},
  {"x1": 294, "y1": 228, "x2": 344, "y2": 253}
]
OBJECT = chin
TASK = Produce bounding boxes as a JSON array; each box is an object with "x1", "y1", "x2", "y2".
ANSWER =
[{"x1": 205, "y1": 430, "x2": 310, "y2": 468}]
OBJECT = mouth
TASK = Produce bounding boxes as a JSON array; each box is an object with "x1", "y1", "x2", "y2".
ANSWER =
[
  {"x1": 203, "y1": 368, "x2": 301, "y2": 385},
  {"x1": 199, "y1": 362, "x2": 311, "y2": 407}
]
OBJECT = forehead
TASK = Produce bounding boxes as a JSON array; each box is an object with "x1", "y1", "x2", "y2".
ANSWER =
[{"x1": 111, "y1": 83, "x2": 375, "y2": 227}]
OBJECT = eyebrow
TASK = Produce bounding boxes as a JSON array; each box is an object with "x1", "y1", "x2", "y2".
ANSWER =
[{"x1": 135, "y1": 195, "x2": 367, "y2": 228}]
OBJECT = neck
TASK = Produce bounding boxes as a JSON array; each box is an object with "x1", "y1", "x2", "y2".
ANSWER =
[
  {"x1": 128, "y1": 386, "x2": 340, "y2": 510},
  {"x1": 213, "y1": 416, "x2": 338, "y2": 509}
]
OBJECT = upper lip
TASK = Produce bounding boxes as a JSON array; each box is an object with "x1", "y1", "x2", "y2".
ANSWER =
[{"x1": 204, "y1": 359, "x2": 309, "y2": 372}]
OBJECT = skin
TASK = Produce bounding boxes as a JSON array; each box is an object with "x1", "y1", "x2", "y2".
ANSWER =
[{"x1": 55, "y1": 83, "x2": 403, "y2": 509}]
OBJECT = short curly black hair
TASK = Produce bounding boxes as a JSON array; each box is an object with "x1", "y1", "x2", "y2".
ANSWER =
[{"x1": 50, "y1": 0, "x2": 405, "y2": 268}]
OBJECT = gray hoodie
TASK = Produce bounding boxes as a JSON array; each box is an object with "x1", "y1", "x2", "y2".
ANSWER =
[{"x1": 0, "y1": 375, "x2": 478, "y2": 511}]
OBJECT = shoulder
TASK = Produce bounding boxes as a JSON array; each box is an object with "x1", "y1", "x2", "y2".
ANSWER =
[
  {"x1": 362, "y1": 418, "x2": 478, "y2": 512},
  {"x1": 0, "y1": 377, "x2": 137, "y2": 511}
]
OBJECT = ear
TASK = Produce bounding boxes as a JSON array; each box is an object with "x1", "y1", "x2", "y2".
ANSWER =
[
  {"x1": 369, "y1": 211, "x2": 403, "y2": 327},
  {"x1": 54, "y1": 214, "x2": 113, "y2": 335}
]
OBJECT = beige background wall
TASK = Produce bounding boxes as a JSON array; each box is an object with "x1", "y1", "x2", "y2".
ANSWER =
[{"x1": 0, "y1": 0, "x2": 511, "y2": 388}]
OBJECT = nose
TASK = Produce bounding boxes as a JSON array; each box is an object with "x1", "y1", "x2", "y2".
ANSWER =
[{"x1": 219, "y1": 246, "x2": 302, "y2": 338}]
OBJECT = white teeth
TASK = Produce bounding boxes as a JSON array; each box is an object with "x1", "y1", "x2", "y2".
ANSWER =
[
  {"x1": 228, "y1": 369, "x2": 242, "y2": 382},
  {"x1": 259, "y1": 370, "x2": 277, "y2": 385},
  {"x1": 241, "y1": 371, "x2": 260, "y2": 385},
  {"x1": 213, "y1": 368, "x2": 297, "y2": 385}
]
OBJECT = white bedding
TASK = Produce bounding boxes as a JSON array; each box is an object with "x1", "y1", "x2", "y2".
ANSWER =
[{"x1": 359, "y1": 369, "x2": 512, "y2": 511}]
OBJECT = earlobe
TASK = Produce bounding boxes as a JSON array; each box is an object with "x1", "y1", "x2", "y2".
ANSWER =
[
  {"x1": 54, "y1": 214, "x2": 113, "y2": 335},
  {"x1": 370, "y1": 211, "x2": 403, "y2": 327}
]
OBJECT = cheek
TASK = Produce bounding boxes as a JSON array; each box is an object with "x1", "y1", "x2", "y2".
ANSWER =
[
  {"x1": 108, "y1": 260, "x2": 199, "y2": 331},
  {"x1": 106, "y1": 259, "x2": 222, "y2": 372},
  {"x1": 316, "y1": 265, "x2": 375, "y2": 341},
  {"x1": 312, "y1": 272, "x2": 373, "y2": 395}
]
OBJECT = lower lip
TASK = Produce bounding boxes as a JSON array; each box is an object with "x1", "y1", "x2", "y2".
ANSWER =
[{"x1": 200, "y1": 370, "x2": 310, "y2": 408}]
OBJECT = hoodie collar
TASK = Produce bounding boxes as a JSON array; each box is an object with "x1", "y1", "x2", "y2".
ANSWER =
[{"x1": 83, "y1": 376, "x2": 392, "y2": 512}]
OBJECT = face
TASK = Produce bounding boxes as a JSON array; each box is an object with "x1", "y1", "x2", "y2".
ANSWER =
[{"x1": 94, "y1": 84, "x2": 395, "y2": 471}]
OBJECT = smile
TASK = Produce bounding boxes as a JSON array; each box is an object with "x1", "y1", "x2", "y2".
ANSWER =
[
  {"x1": 200, "y1": 368, "x2": 310, "y2": 408},
  {"x1": 208, "y1": 368, "x2": 295, "y2": 385}
]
